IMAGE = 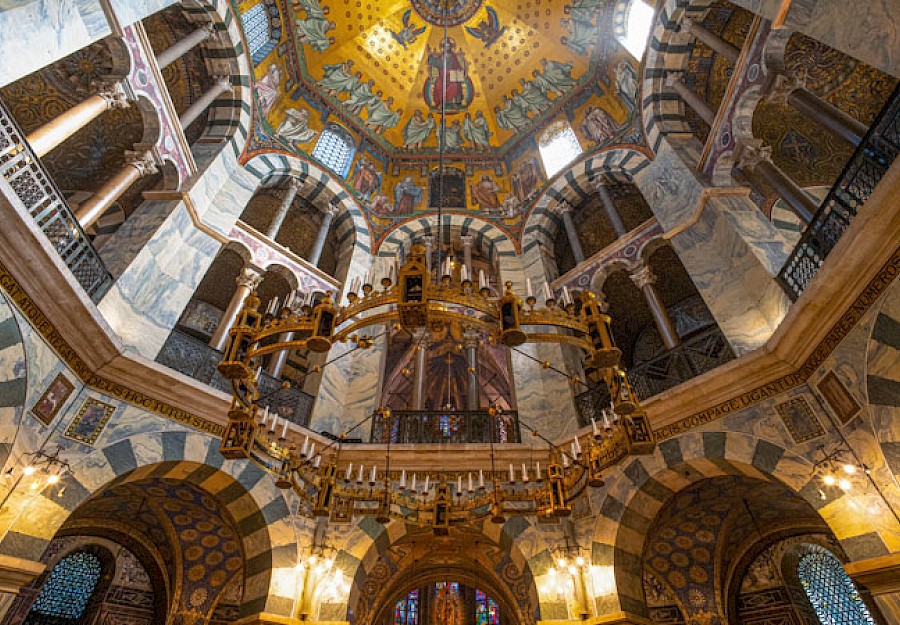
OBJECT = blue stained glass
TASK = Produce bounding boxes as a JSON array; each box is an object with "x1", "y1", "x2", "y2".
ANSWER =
[
  {"x1": 798, "y1": 551, "x2": 875, "y2": 625},
  {"x1": 312, "y1": 124, "x2": 356, "y2": 177},
  {"x1": 394, "y1": 588, "x2": 419, "y2": 625},
  {"x1": 475, "y1": 588, "x2": 499, "y2": 625},
  {"x1": 241, "y1": 4, "x2": 271, "y2": 59},
  {"x1": 28, "y1": 552, "x2": 102, "y2": 622}
]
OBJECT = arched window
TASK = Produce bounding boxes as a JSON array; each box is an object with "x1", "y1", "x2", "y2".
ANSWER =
[
  {"x1": 394, "y1": 588, "x2": 419, "y2": 625},
  {"x1": 312, "y1": 123, "x2": 356, "y2": 177},
  {"x1": 616, "y1": 0, "x2": 655, "y2": 60},
  {"x1": 25, "y1": 551, "x2": 103, "y2": 625},
  {"x1": 797, "y1": 551, "x2": 875, "y2": 625},
  {"x1": 538, "y1": 121, "x2": 582, "y2": 178},
  {"x1": 475, "y1": 589, "x2": 500, "y2": 625},
  {"x1": 241, "y1": 2, "x2": 279, "y2": 64}
]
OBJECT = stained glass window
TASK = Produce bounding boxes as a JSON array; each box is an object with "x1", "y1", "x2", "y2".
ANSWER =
[
  {"x1": 312, "y1": 124, "x2": 356, "y2": 177},
  {"x1": 241, "y1": 3, "x2": 277, "y2": 63},
  {"x1": 538, "y1": 121, "x2": 582, "y2": 178},
  {"x1": 394, "y1": 588, "x2": 419, "y2": 625},
  {"x1": 797, "y1": 551, "x2": 875, "y2": 625},
  {"x1": 26, "y1": 552, "x2": 103, "y2": 625},
  {"x1": 475, "y1": 589, "x2": 500, "y2": 625}
]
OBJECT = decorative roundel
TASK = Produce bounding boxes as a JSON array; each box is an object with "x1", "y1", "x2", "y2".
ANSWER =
[{"x1": 411, "y1": 0, "x2": 483, "y2": 26}]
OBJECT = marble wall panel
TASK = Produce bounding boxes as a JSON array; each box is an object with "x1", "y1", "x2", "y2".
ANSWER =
[
  {"x1": 106, "y1": 0, "x2": 178, "y2": 33},
  {"x1": 0, "y1": 0, "x2": 110, "y2": 88}
]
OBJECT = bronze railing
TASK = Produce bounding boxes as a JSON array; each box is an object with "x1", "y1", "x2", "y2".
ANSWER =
[
  {"x1": 370, "y1": 409, "x2": 521, "y2": 444},
  {"x1": 156, "y1": 329, "x2": 314, "y2": 427},
  {"x1": 0, "y1": 97, "x2": 112, "y2": 302},
  {"x1": 778, "y1": 82, "x2": 900, "y2": 299}
]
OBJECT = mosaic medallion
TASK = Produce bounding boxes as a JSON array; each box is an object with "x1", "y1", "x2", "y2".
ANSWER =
[{"x1": 411, "y1": 0, "x2": 483, "y2": 26}]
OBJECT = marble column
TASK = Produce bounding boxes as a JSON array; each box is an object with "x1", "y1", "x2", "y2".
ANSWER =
[
  {"x1": 309, "y1": 204, "x2": 338, "y2": 267},
  {"x1": 460, "y1": 234, "x2": 474, "y2": 278},
  {"x1": 156, "y1": 24, "x2": 216, "y2": 69},
  {"x1": 666, "y1": 73, "x2": 716, "y2": 125},
  {"x1": 423, "y1": 236, "x2": 434, "y2": 273},
  {"x1": 75, "y1": 151, "x2": 158, "y2": 228},
  {"x1": 768, "y1": 73, "x2": 867, "y2": 146},
  {"x1": 266, "y1": 177, "x2": 301, "y2": 240},
  {"x1": 558, "y1": 201, "x2": 585, "y2": 264},
  {"x1": 464, "y1": 329, "x2": 480, "y2": 410},
  {"x1": 27, "y1": 81, "x2": 129, "y2": 158},
  {"x1": 412, "y1": 329, "x2": 428, "y2": 410},
  {"x1": 209, "y1": 265, "x2": 263, "y2": 351},
  {"x1": 179, "y1": 76, "x2": 232, "y2": 129},
  {"x1": 595, "y1": 182, "x2": 628, "y2": 238},
  {"x1": 682, "y1": 16, "x2": 740, "y2": 63},
  {"x1": 738, "y1": 141, "x2": 817, "y2": 224},
  {"x1": 630, "y1": 264, "x2": 680, "y2": 349}
]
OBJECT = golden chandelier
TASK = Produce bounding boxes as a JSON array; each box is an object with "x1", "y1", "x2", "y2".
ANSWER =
[{"x1": 217, "y1": 243, "x2": 655, "y2": 530}]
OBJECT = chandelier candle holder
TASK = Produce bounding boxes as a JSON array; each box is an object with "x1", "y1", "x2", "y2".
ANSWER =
[{"x1": 217, "y1": 244, "x2": 656, "y2": 529}]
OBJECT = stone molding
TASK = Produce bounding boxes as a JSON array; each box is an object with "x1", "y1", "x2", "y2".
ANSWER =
[
  {"x1": 846, "y1": 553, "x2": 900, "y2": 595},
  {"x1": 0, "y1": 556, "x2": 45, "y2": 595}
]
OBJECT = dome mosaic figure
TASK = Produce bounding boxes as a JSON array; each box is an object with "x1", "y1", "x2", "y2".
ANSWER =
[{"x1": 462, "y1": 111, "x2": 492, "y2": 148}]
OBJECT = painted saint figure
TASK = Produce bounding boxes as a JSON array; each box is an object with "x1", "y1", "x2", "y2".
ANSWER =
[
  {"x1": 423, "y1": 39, "x2": 473, "y2": 112},
  {"x1": 495, "y1": 95, "x2": 530, "y2": 132},
  {"x1": 276, "y1": 107, "x2": 317, "y2": 145},
  {"x1": 561, "y1": 16, "x2": 597, "y2": 55},
  {"x1": 462, "y1": 111, "x2": 492, "y2": 148},
  {"x1": 470, "y1": 175, "x2": 502, "y2": 210},
  {"x1": 296, "y1": 16, "x2": 335, "y2": 52},
  {"x1": 540, "y1": 59, "x2": 577, "y2": 92},
  {"x1": 516, "y1": 78, "x2": 552, "y2": 114},
  {"x1": 403, "y1": 110, "x2": 435, "y2": 148},
  {"x1": 344, "y1": 79, "x2": 377, "y2": 114},
  {"x1": 512, "y1": 158, "x2": 541, "y2": 201},
  {"x1": 317, "y1": 61, "x2": 356, "y2": 95},
  {"x1": 365, "y1": 97, "x2": 402, "y2": 132},
  {"x1": 580, "y1": 106, "x2": 620, "y2": 144},
  {"x1": 351, "y1": 158, "x2": 382, "y2": 200},
  {"x1": 295, "y1": 0, "x2": 328, "y2": 20},
  {"x1": 615, "y1": 60, "x2": 639, "y2": 111},
  {"x1": 394, "y1": 177, "x2": 423, "y2": 213},
  {"x1": 255, "y1": 63, "x2": 281, "y2": 116},
  {"x1": 439, "y1": 119, "x2": 464, "y2": 150}
]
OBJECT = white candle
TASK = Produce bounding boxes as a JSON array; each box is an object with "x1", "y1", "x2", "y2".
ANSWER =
[
  {"x1": 423, "y1": 476, "x2": 430, "y2": 492},
  {"x1": 478, "y1": 469, "x2": 484, "y2": 489},
  {"x1": 574, "y1": 435, "x2": 582, "y2": 455},
  {"x1": 521, "y1": 463, "x2": 528, "y2": 482},
  {"x1": 411, "y1": 473, "x2": 417, "y2": 492},
  {"x1": 301, "y1": 436, "x2": 309, "y2": 456},
  {"x1": 443, "y1": 257, "x2": 451, "y2": 277},
  {"x1": 479, "y1": 269, "x2": 488, "y2": 291},
  {"x1": 358, "y1": 464, "x2": 364, "y2": 483},
  {"x1": 591, "y1": 417, "x2": 599, "y2": 437},
  {"x1": 370, "y1": 465, "x2": 377, "y2": 483},
  {"x1": 509, "y1": 463, "x2": 515, "y2": 482},
  {"x1": 543, "y1": 283, "x2": 553, "y2": 302},
  {"x1": 261, "y1": 406, "x2": 270, "y2": 426},
  {"x1": 468, "y1": 473, "x2": 474, "y2": 492},
  {"x1": 535, "y1": 461, "x2": 542, "y2": 481},
  {"x1": 256, "y1": 366, "x2": 263, "y2": 379},
  {"x1": 269, "y1": 416, "x2": 277, "y2": 433},
  {"x1": 603, "y1": 409, "x2": 612, "y2": 430},
  {"x1": 457, "y1": 475, "x2": 462, "y2": 494},
  {"x1": 563, "y1": 453, "x2": 570, "y2": 468},
  {"x1": 345, "y1": 463, "x2": 352, "y2": 480},
  {"x1": 388, "y1": 265, "x2": 396, "y2": 285},
  {"x1": 461, "y1": 265, "x2": 469, "y2": 282},
  {"x1": 563, "y1": 286, "x2": 571, "y2": 305},
  {"x1": 365, "y1": 268, "x2": 373, "y2": 285},
  {"x1": 281, "y1": 418, "x2": 289, "y2": 439},
  {"x1": 571, "y1": 441, "x2": 578, "y2": 458},
  {"x1": 526, "y1": 277, "x2": 533, "y2": 297},
  {"x1": 400, "y1": 469, "x2": 407, "y2": 489},
  {"x1": 309, "y1": 442, "x2": 315, "y2": 457},
  {"x1": 314, "y1": 455, "x2": 321, "y2": 468}
]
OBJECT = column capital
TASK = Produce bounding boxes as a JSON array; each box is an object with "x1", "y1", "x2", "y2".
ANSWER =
[
  {"x1": 681, "y1": 15, "x2": 697, "y2": 32},
  {"x1": 767, "y1": 71, "x2": 807, "y2": 107},
  {"x1": 459, "y1": 234, "x2": 475, "y2": 248},
  {"x1": 322, "y1": 203, "x2": 340, "y2": 217},
  {"x1": 236, "y1": 265, "x2": 263, "y2": 290},
  {"x1": 124, "y1": 150, "x2": 160, "y2": 177},
  {"x1": 94, "y1": 79, "x2": 130, "y2": 109},
  {"x1": 629, "y1": 264, "x2": 656, "y2": 289},
  {"x1": 556, "y1": 199, "x2": 574, "y2": 215},
  {"x1": 285, "y1": 177, "x2": 304, "y2": 193},
  {"x1": 463, "y1": 328, "x2": 480, "y2": 348},
  {"x1": 214, "y1": 75, "x2": 234, "y2": 92},
  {"x1": 736, "y1": 139, "x2": 772, "y2": 172},
  {"x1": 202, "y1": 22, "x2": 221, "y2": 42}
]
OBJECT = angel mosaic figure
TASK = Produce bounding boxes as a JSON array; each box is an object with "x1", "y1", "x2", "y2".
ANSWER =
[
  {"x1": 390, "y1": 9, "x2": 426, "y2": 49},
  {"x1": 465, "y1": 6, "x2": 506, "y2": 48}
]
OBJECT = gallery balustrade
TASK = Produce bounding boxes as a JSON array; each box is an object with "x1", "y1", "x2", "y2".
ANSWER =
[
  {"x1": 778, "y1": 82, "x2": 900, "y2": 299},
  {"x1": 0, "y1": 97, "x2": 112, "y2": 301}
]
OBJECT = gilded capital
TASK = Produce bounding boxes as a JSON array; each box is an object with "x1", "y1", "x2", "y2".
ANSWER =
[
  {"x1": 236, "y1": 266, "x2": 263, "y2": 290},
  {"x1": 629, "y1": 265, "x2": 656, "y2": 289}
]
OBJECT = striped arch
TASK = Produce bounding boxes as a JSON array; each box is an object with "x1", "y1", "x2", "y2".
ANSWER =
[
  {"x1": 867, "y1": 281, "x2": 900, "y2": 483},
  {"x1": 183, "y1": 0, "x2": 254, "y2": 158},
  {"x1": 590, "y1": 430, "x2": 892, "y2": 617},
  {"x1": 345, "y1": 519, "x2": 539, "y2": 625},
  {"x1": 522, "y1": 148, "x2": 652, "y2": 256},
  {"x1": 0, "y1": 430, "x2": 300, "y2": 619},
  {"x1": 0, "y1": 292, "x2": 26, "y2": 470},
  {"x1": 641, "y1": 0, "x2": 717, "y2": 153},
  {"x1": 376, "y1": 214, "x2": 517, "y2": 267}
]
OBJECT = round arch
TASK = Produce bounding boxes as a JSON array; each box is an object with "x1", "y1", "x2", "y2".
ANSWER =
[
  {"x1": 0, "y1": 434, "x2": 300, "y2": 619},
  {"x1": 589, "y1": 430, "x2": 893, "y2": 618}
]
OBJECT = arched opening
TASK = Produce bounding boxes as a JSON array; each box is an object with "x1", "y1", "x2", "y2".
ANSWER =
[
  {"x1": 538, "y1": 120, "x2": 582, "y2": 179},
  {"x1": 311, "y1": 123, "x2": 357, "y2": 178},
  {"x1": 384, "y1": 581, "x2": 503, "y2": 625}
]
